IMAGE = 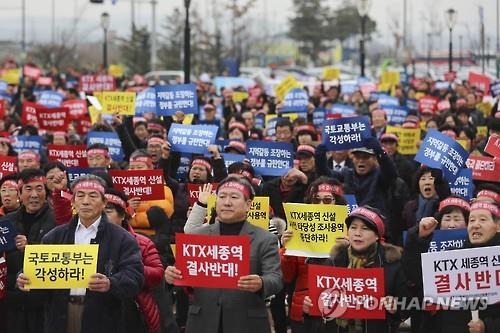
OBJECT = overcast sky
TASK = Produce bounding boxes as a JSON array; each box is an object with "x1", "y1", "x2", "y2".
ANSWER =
[{"x1": 0, "y1": 0, "x2": 497, "y2": 54}]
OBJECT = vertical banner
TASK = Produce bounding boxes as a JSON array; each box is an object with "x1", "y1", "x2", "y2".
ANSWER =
[
  {"x1": 283, "y1": 203, "x2": 348, "y2": 257},
  {"x1": 174, "y1": 233, "x2": 250, "y2": 289},
  {"x1": 246, "y1": 140, "x2": 294, "y2": 177}
]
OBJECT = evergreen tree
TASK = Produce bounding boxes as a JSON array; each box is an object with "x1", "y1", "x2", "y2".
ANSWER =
[{"x1": 119, "y1": 26, "x2": 151, "y2": 74}]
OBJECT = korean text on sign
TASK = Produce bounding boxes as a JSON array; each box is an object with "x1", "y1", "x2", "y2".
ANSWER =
[
  {"x1": 47, "y1": 144, "x2": 88, "y2": 168},
  {"x1": 79, "y1": 75, "x2": 115, "y2": 93},
  {"x1": 246, "y1": 140, "x2": 294, "y2": 177},
  {"x1": 86, "y1": 131, "x2": 124, "y2": 161},
  {"x1": 101, "y1": 91, "x2": 136, "y2": 116},
  {"x1": 386, "y1": 126, "x2": 421, "y2": 155},
  {"x1": 36, "y1": 106, "x2": 70, "y2": 132},
  {"x1": 155, "y1": 83, "x2": 198, "y2": 115},
  {"x1": 322, "y1": 116, "x2": 372, "y2": 151},
  {"x1": 0, "y1": 156, "x2": 17, "y2": 179},
  {"x1": 281, "y1": 88, "x2": 309, "y2": 113},
  {"x1": 168, "y1": 124, "x2": 218, "y2": 155},
  {"x1": 308, "y1": 265, "x2": 385, "y2": 319},
  {"x1": 283, "y1": 203, "x2": 348, "y2": 258},
  {"x1": 448, "y1": 168, "x2": 474, "y2": 200},
  {"x1": 23, "y1": 244, "x2": 99, "y2": 289},
  {"x1": 11, "y1": 136, "x2": 42, "y2": 154},
  {"x1": 415, "y1": 129, "x2": 469, "y2": 182},
  {"x1": 421, "y1": 245, "x2": 500, "y2": 306},
  {"x1": 0, "y1": 220, "x2": 17, "y2": 252},
  {"x1": 109, "y1": 169, "x2": 165, "y2": 201},
  {"x1": 205, "y1": 195, "x2": 270, "y2": 230},
  {"x1": 466, "y1": 155, "x2": 499, "y2": 182},
  {"x1": 174, "y1": 233, "x2": 250, "y2": 289}
]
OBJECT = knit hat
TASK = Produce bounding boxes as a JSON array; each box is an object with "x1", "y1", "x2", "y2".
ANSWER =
[{"x1": 345, "y1": 206, "x2": 385, "y2": 242}]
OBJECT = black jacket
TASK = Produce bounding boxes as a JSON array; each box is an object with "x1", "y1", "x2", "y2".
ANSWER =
[
  {"x1": 41, "y1": 214, "x2": 145, "y2": 333},
  {"x1": 261, "y1": 177, "x2": 308, "y2": 219}
]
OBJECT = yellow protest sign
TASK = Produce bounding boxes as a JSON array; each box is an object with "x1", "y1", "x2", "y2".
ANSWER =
[
  {"x1": 232, "y1": 91, "x2": 249, "y2": 103},
  {"x1": 108, "y1": 64, "x2": 125, "y2": 78},
  {"x1": 415, "y1": 92, "x2": 425, "y2": 100},
  {"x1": 182, "y1": 113, "x2": 194, "y2": 125},
  {"x1": 477, "y1": 126, "x2": 488, "y2": 138},
  {"x1": 1, "y1": 69, "x2": 20, "y2": 85},
  {"x1": 386, "y1": 125, "x2": 421, "y2": 155},
  {"x1": 380, "y1": 71, "x2": 400, "y2": 87},
  {"x1": 23, "y1": 244, "x2": 99, "y2": 289},
  {"x1": 283, "y1": 203, "x2": 348, "y2": 258},
  {"x1": 89, "y1": 106, "x2": 101, "y2": 124},
  {"x1": 457, "y1": 139, "x2": 470, "y2": 151},
  {"x1": 476, "y1": 102, "x2": 493, "y2": 118},
  {"x1": 275, "y1": 74, "x2": 301, "y2": 102},
  {"x1": 206, "y1": 195, "x2": 270, "y2": 230},
  {"x1": 101, "y1": 91, "x2": 136, "y2": 116},
  {"x1": 322, "y1": 67, "x2": 340, "y2": 81}
]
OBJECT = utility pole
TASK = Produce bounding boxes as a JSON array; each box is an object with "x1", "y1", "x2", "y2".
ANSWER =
[
  {"x1": 51, "y1": 0, "x2": 55, "y2": 44},
  {"x1": 151, "y1": 0, "x2": 157, "y2": 71},
  {"x1": 21, "y1": 0, "x2": 26, "y2": 53},
  {"x1": 131, "y1": 0, "x2": 135, "y2": 31}
]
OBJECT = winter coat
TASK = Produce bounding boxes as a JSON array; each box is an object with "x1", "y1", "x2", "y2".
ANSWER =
[
  {"x1": 261, "y1": 177, "x2": 308, "y2": 219},
  {"x1": 279, "y1": 248, "x2": 308, "y2": 323},
  {"x1": 130, "y1": 185, "x2": 174, "y2": 236}
]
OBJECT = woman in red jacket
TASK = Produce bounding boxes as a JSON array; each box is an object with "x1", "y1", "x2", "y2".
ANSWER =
[
  {"x1": 105, "y1": 188, "x2": 164, "y2": 333},
  {"x1": 280, "y1": 177, "x2": 347, "y2": 333}
]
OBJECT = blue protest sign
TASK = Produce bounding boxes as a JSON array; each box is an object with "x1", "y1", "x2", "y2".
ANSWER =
[
  {"x1": 213, "y1": 76, "x2": 254, "y2": 94},
  {"x1": 344, "y1": 194, "x2": 358, "y2": 214},
  {"x1": 282, "y1": 88, "x2": 309, "y2": 113},
  {"x1": 331, "y1": 104, "x2": 356, "y2": 116},
  {"x1": 221, "y1": 153, "x2": 246, "y2": 169},
  {"x1": 406, "y1": 98, "x2": 419, "y2": 111},
  {"x1": 434, "y1": 81, "x2": 450, "y2": 90},
  {"x1": 11, "y1": 135, "x2": 42, "y2": 154},
  {"x1": 400, "y1": 72, "x2": 409, "y2": 85},
  {"x1": 449, "y1": 168, "x2": 474, "y2": 201},
  {"x1": 377, "y1": 95, "x2": 399, "y2": 106},
  {"x1": 155, "y1": 84, "x2": 198, "y2": 116},
  {"x1": 168, "y1": 124, "x2": 218, "y2": 154},
  {"x1": 176, "y1": 153, "x2": 192, "y2": 182},
  {"x1": 214, "y1": 139, "x2": 230, "y2": 152},
  {"x1": 0, "y1": 80, "x2": 7, "y2": 92},
  {"x1": 380, "y1": 104, "x2": 409, "y2": 126},
  {"x1": 246, "y1": 140, "x2": 293, "y2": 176},
  {"x1": 369, "y1": 92, "x2": 389, "y2": 102},
  {"x1": 340, "y1": 82, "x2": 358, "y2": 95},
  {"x1": 38, "y1": 90, "x2": 64, "y2": 107},
  {"x1": 322, "y1": 116, "x2": 372, "y2": 151},
  {"x1": 135, "y1": 87, "x2": 156, "y2": 115},
  {"x1": 67, "y1": 167, "x2": 106, "y2": 183},
  {"x1": 313, "y1": 108, "x2": 327, "y2": 128},
  {"x1": 86, "y1": 131, "x2": 124, "y2": 161},
  {"x1": 0, "y1": 91, "x2": 12, "y2": 103},
  {"x1": 254, "y1": 114, "x2": 265, "y2": 130},
  {"x1": 0, "y1": 220, "x2": 17, "y2": 252},
  {"x1": 415, "y1": 129, "x2": 469, "y2": 182},
  {"x1": 402, "y1": 228, "x2": 467, "y2": 252},
  {"x1": 265, "y1": 117, "x2": 283, "y2": 138},
  {"x1": 490, "y1": 81, "x2": 500, "y2": 97}
]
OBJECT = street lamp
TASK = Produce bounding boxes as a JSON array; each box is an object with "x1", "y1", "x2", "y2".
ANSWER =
[
  {"x1": 356, "y1": 0, "x2": 371, "y2": 77},
  {"x1": 100, "y1": 12, "x2": 110, "y2": 70},
  {"x1": 184, "y1": 0, "x2": 191, "y2": 84},
  {"x1": 445, "y1": 8, "x2": 457, "y2": 73}
]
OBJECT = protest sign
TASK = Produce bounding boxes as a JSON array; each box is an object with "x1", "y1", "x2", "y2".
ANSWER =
[
  {"x1": 437, "y1": 100, "x2": 451, "y2": 112},
  {"x1": 465, "y1": 155, "x2": 499, "y2": 182},
  {"x1": 23, "y1": 244, "x2": 99, "y2": 289},
  {"x1": 380, "y1": 105, "x2": 408, "y2": 125},
  {"x1": 322, "y1": 116, "x2": 371, "y2": 151},
  {"x1": 422, "y1": 246, "x2": 500, "y2": 306},
  {"x1": 47, "y1": 144, "x2": 88, "y2": 168},
  {"x1": 490, "y1": 81, "x2": 500, "y2": 97},
  {"x1": 155, "y1": 84, "x2": 198, "y2": 115},
  {"x1": 101, "y1": 91, "x2": 136, "y2": 116},
  {"x1": 344, "y1": 194, "x2": 358, "y2": 214},
  {"x1": 377, "y1": 95, "x2": 399, "y2": 106},
  {"x1": 283, "y1": 203, "x2": 348, "y2": 257},
  {"x1": 282, "y1": 88, "x2": 309, "y2": 113},
  {"x1": 21, "y1": 101, "x2": 40, "y2": 126},
  {"x1": 67, "y1": 167, "x2": 105, "y2": 183},
  {"x1": 109, "y1": 169, "x2": 164, "y2": 201},
  {"x1": 468, "y1": 72, "x2": 491, "y2": 94},
  {"x1": 246, "y1": 140, "x2": 293, "y2": 176},
  {"x1": 135, "y1": 87, "x2": 156, "y2": 115},
  {"x1": 418, "y1": 95, "x2": 439, "y2": 114},
  {"x1": 360, "y1": 82, "x2": 377, "y2": 99},
  {"x1": 406, "y1": 98, "x2": 419, "y2": 111},
  {"x1": 62, "y1": 100, "x2": 88, "y2": 120},
  {"x1": 485, "y1": 134, "x2": 500, "y2": 158},
  {"x1": 86, "y1": 131, "x2": 124, "y2": 161},
  {"x1": 415, "y1": 129, "x2": 469, "y2": 181},
  {"x1": 308, "y1": 265, "x2": 386, "y2": 319},
  {"x1": 275, "y1": 74, "x2": 301, "y2": 101},
  {"x1": 11, "y1": 136, "x2": 42, "y2": 154},
  {"x1": 341, "y1": 82, "x2": 358, "y2": 95},
  {"x1": 36, "y1": 106, "x2": 69, "y2": 132},
  {"x1": 331, "y1": 104, "x2": 356, "y2": 116},
  {"x1": 213, "y1": 76, "x2": 255, "y2": 95},
  {"x1": 381, "y1": 71, "x2": 400, "y2": 87},
  {"x1": 108, "y1": 64, "x2": 125, "y2": 78},
  {"x1": 79, "y1": 75, "x2": 115, "y2": 92},
  {"x1": 232, "y1": 91, "x2": 249, "y2": 103},
  {"x1": 0, "y1": 81, "x2": 7, "y2": 92},
  {"x1": 444, "y1": 71, "x2": 457, "y2": 81},
  {"x1": 313, "y1": 108, "x2": 327, "y2": 128},
  {"x1": 386, "y1": 126, "x2": 421, "y2": 155},
  {"x1": 0, "y1": 156, "x2": 17, "y2": 179},
  {"x1": 477, "y1": 126, "x2": 488, "y2": 138},
  {"x1": 205, "y1": 195, "x2": 270, "y2": 230},
  {"x1": 187, "y1": 183, "x2": 219, "y2": 206},
  {"x1": 174, "y1": 233, "x2": 250, "y2": 289},
  {"x1": 37, "y1": 77, "x2": 53, "y2": 86},
  {"x1": 323, "y1": 67, "x2": 340, "y2": 81},
  {"x1": 0, "y1": 69, "x2": 20, "y2": 85},
  {"x1": 38, "y1": 90, "x2": 64, "y2": 107},
  {"x1": 0, "y1": 220, "x2": 17, "y2": 252},
  {"x1": 23, "y1": 65, "x2": 42, "y2": 79},
  {"x1": 220, "y1": 152, "x2": 245, "y2": 169},
  {"x1": 427, "y1": 229, "x2": 468, "y2": 252},
  {"x1": 449, "y1": 168, "x2": 474, "y2": 201},
  {"x1": 168, "y1": 124, "x2": 218, "y2": 154},
  {"x1": 176, "y1": 153, "x2": 191, "y2": 182}
]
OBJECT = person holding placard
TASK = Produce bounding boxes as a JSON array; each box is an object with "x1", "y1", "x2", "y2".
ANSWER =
[
  {"x1": 165, "y1": 176, "x2": 283, "y2": 333},
  {"x1": 16, "y1": 174, "x2": 144, "y2": 333}
]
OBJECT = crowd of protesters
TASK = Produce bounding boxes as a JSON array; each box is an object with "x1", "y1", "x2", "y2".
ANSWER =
[{"x1": 0, "y1": 56, "x2": 498, "y2": 333}]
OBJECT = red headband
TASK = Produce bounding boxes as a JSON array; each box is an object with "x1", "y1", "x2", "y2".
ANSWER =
[
  {"x1": 297, "y1": 145, "x2": 316, "y2": 155},
  {"x1": 87, "y1": 148, "x2": 110, "y2": 158},
  {"x1": 296, "y1": 125, "x2": 315, "y2": 134},
  {"x1": 0, "y1": 137, "x2": 13, "y2": 144},
  {"x1": 18, "y1": 176, "x2": 47, "y2": 189},
  {"x1": 350, "y1": 207, "x2": 385, "y2": 242},
  {"x1": 227, "y1": 141, "x2": 246, "y2": 152},
  {"x1": 229, "y1": 122, "x2": 247, "y2": 133},
  {"x1": 105, "y1": 194, "x2": 127, "y2": 210},
  {"x1": 18, "y1": 151, "x2": 40, "y2": 161},
  {"x1": 191, "y1": 159, "x2": 212, "y2": 172},
  {"x1": 240, "y1": 170, "x2": 253, "y2": 181},
  {"x1": 130, "y1": 156, "x2": 153, "y2": 168},
  {"x1": 2, "y1": 180, "x2": 18, "y2": 189},
  {"x1": 218, "y1": 181, "x2": 251, "y2": 199},
  {"x1": 317, "y1": 183, "x2": 343, "y2": 196},
  {"x1": 52, "y1": 131, "x2": 66, "y2": 137},
  {"x1": 147, "y1": 123, "x2": 164, "y2": 132},
  {"x1": 470, "y1": 202, "x2": 499, "y2": 217},
  {"x1": 73, "y1": 180, "x2": 105, "y2": 195},
  {"x1": 439, "y1": 197, "x2": 470, "y2": 212},
  {"x1": 148, "y1": 137, "x2": 165, "y2": 146},
  {"x1": 477, "y1": 190, "x2": 500, "y2": 203}
]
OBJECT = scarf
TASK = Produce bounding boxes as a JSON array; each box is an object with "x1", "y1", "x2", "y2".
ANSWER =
[
  {"x1": 336, "y1": 244, "x2": 378, "y2": 333},
  {"x1": 415, "y1": 194, "x2": 438, "y2": 224}
]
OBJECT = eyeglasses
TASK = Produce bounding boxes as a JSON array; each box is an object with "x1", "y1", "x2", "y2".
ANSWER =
[{"x1": 312, "y1": 196, "x2": 334, "y2": 204}]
